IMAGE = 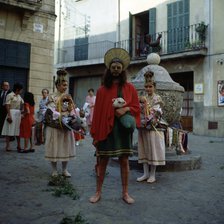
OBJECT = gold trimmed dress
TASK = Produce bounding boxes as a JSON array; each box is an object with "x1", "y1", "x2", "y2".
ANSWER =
[
  {"x1": 44, "y1": 91, "x2": 76, "y2": 162},
  {"x1": 138, "y1": 93, "x2": 166, "y2": 165}
]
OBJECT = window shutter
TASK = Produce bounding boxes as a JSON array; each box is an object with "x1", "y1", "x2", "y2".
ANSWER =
[
  {"x1": 74, "y1": 37, "x2": 88, "y2": 61},
  {"x1": 167, "y1": 0, "x2": 189, "y2": 53},
  {"x1": 149, "y1": 8, "x2": 156, "y2": 41}
]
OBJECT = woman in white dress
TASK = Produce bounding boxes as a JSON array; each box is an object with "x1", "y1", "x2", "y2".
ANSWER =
[
  {"x1": 44, "y1": 70, "x2": 76, "y2": 177},
  {"x1": 2, "y1": 83, "x2": 24, "y2": 151}
]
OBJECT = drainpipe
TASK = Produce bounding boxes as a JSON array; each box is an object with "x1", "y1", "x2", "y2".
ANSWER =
[
  {"x1": 118, "y1": 0, "x2": 121, "y2": 46},
  {"x1": 58, "y1": 0, "x2": 62, "y2": 63}
]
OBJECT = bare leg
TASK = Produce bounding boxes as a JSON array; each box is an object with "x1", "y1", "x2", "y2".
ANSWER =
[
  {"x1": 29, "y1": 137, "x2": 33, "y2": 150},
  {"x1": 24, "y1": 138, "x2": 29, "y2": 151},
  {"x1": 119, "y1": 156, "x2": 134, "y2": 204},
  {"x1": 89, "y1": 157, "x2": 109, "y2": 203},
  {"x1": 16, "y1": 136, "x2": 21, "y2": 151},
  {"x1": 5, "y1": 136, "x2": 10, "y2": 151}
]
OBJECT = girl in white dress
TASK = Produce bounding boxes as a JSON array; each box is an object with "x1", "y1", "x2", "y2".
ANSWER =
[
  {"x1": 44, "y1": 70, "x2": 76, "y2": 177},
  {"x1": 137, "y1": 71, "x2": 166, "y2": 183}
]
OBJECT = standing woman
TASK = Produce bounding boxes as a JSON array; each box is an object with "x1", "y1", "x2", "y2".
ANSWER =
[
  {"x1": 19, "y1": 92, "x2": 35, "y2": 153},
  {"x1": 2, "y1": 83, "x2": 24, "y2": 151},
  {"x1": 137, "y1": 71, "x2": 166, "y2": 183},
  {"x1": 85, "y1": 88, "x2": 96, "y2": 133},
  {"x1": 35, "y1": 88, "x2": 49, "y2": 145},
  {"x1": 89, "y1": 48, "x2": 140, "y2": 204},
  {"x1": 0, "y1": 81, "x2": 11, "y2": 136},
  {"x1": 45, "y1": 69, "x2": 76, "y2": 177}
]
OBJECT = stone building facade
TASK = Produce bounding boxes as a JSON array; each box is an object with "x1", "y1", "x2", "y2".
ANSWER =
[
  {"x1": 56, "y1": 0, "x2": 224, "y2": 138},
  {"x1": 0, "y1": 0, "x2": 56, "y2": 105}
]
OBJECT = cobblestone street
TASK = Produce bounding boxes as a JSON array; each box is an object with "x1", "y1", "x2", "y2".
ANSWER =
[{"x1": 0, "y1": 133, "x2": 224, "y2": 224}]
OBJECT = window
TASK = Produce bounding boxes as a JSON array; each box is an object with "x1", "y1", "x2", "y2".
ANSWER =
[{"x1": 167, "y1": 0, "x2": 189, "y2": 53}]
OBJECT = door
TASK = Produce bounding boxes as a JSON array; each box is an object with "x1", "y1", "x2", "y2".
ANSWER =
[
  {"x1": 0, "y1": 38, "x2": 30, "y2": 93},
  {"x1": 170, "y1": 71, "x2": 193, "y2": 131},
  {"x1": 69, "y1": 75, "x2": 102, "y2": 109}
]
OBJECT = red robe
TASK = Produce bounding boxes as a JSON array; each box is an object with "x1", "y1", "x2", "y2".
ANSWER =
[{"x1": 91, "y1": 82, "x2": 140, "y2": 141}]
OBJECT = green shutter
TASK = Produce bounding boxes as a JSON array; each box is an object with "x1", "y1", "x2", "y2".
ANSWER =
[
  {"x1": 74, "y1": 37, "x2": 88, "y2": 61},
  {"x1": 149, "y1": 8, "x2": 156, "y2": 40},
  {"x1": 167, "y1": 0, "x2": 189, "y2": 53}
]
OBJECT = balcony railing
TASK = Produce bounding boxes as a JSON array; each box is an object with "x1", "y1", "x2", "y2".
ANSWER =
[
  {"x1": 114, "y1": 23, "x2": 207, "y2": 59},
  {"x1": 59, "y1": 23, "x2": 208, "y2": 64}
]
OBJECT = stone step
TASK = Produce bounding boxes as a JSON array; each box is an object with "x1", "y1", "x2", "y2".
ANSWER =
[{"x1": 111, "y1": 153, "x2": 202, "y2": 172}]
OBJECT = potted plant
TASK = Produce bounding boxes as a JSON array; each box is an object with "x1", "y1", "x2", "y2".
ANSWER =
[{"x1": 195, "y1": 22, "x2": 208, "y2": 42}]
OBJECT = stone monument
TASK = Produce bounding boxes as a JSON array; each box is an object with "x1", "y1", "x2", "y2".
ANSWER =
[
  {"x1": 130, "y1": 53, "x2": 201, "y2": 171},
  {"x1": 132, "y1": 53, "x2": 184, "y2": 125}
]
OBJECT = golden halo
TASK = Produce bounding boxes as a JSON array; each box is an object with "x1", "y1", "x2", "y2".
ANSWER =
[{"x1": 104, "y1": 48, "x2": 130, "y2": 70}]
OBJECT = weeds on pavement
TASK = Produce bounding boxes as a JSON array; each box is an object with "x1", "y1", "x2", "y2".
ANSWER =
[
  {"x1": 60, "y1": 212, "x2": 89, "y2": 224},
  {"x1": 45, "y1": 175, "x2": 79, "y2": 200}
]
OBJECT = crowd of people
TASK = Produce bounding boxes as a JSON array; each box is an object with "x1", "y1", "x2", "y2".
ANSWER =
[{"x1": 0, "y1": 47, "x2": 190, "y2": 205}]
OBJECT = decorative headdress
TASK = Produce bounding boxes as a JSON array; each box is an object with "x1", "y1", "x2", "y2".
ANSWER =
[
  {"x1": 56, "y1": 69, "x2": 67, "y2": 85},
  {"x1": 104, "y1": 48, "x2": 130, "y2": 70},
  {"x1": 144, "y1": 71, "x2": 155, "y2": 84}
]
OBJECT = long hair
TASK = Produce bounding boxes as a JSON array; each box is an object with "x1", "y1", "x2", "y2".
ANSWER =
[
  {"x1": 102, "y1": 69, "x2": 127, "y2": 88},
  {"x1": 24, "y1": 92, "x2": 35, "y2": 106},
  {"x1": 13, "y1": 83, "x2": 23, "y2": 92}
]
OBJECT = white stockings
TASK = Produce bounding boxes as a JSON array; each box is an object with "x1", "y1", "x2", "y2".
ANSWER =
[{"x1": 137, "y1": 163, "x2": 156, "y2": 183}]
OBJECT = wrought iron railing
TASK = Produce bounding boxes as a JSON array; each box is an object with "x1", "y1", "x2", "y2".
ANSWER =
[{"x1": 60, "y1": 23, "x2": 207, "y2": 63}]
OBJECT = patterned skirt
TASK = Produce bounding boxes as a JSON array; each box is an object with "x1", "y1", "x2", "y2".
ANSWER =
[
  {"x1": 45, "y1": 126, "x2": 76, "y2": 162},
  {"x1": 97, "y1": 117, "x2": 133, "y2": 157}
]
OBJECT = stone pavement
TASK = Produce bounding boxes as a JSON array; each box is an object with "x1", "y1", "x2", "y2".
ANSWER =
[{"x1": 0, "y1": 133, "x2": 224, "y2": 224}]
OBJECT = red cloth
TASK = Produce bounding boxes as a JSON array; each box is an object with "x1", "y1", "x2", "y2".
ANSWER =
[
  {"x1": 90, "y1": 82, "x2": 140, "y2": 141},
  {"x1": 20, "y1": 103, "x2": 35, "y2": 138}
]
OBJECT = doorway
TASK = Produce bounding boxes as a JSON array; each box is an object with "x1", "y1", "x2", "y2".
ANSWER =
[{"x1": 170, "y1": 71, "x2": 193, "y2": 131}]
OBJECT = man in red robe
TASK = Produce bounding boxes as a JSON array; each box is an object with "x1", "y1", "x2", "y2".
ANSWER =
[{"x1": 89, "y1": 48, "x2": 140, "y2": 204}]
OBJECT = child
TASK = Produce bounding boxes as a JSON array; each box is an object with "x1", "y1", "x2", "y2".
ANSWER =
[
  {"x1": 137, "y1": 71, "x2": 166, "y2": 183},
  {"x1": 73, "y1": 107, "x2": 86, "y2": 146},
  {"x1": 19, "y1": 92, "x2": 35, "y2": 153}
]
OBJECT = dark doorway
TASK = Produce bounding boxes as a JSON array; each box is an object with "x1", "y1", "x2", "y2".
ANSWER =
[{"x1": 170, "y1": 71, "x2": 193, "y2": 131}]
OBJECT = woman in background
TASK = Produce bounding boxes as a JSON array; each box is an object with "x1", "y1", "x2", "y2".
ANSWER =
[
  {"x1": 2, "y1": 83, "x2": 24, "y2": 152},
  {"x1": 19, "y1": 92, "x2": 35, "y2": 153},
  {"x1": 85, "y1": 88, "x2": 96, "y2": 133}
]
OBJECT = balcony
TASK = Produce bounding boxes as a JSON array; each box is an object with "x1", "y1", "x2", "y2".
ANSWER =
[{"x1": 57, "y1": 23, "x2": 208, "y2": 66}]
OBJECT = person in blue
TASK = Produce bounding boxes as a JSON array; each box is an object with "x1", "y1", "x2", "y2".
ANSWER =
[{"x1": 35, "y1": 88, "x2": 49, "y2": 145}]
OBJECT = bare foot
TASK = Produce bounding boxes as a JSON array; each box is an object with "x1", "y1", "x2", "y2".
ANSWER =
[
  {"x1": 122, "y1": 193, "x2": 135, "y2": 204},
  {"x1": 89, "y1": 192, "x2": 101, "y2": 203}
]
